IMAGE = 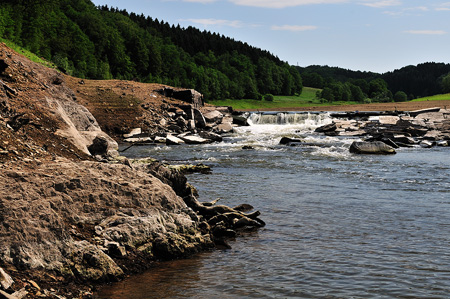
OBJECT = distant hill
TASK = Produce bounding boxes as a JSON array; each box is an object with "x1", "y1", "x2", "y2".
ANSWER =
[
  {"x1": 0, "y1": 0, "x2": 302, "y2": 101},
  {"x1": 297, "y1": 62, "x2": 450, "y2": 100}
]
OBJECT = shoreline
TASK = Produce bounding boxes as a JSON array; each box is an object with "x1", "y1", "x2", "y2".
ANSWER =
[{"x1": 238, "y1": 100, "x2": 450, "y2": 113}]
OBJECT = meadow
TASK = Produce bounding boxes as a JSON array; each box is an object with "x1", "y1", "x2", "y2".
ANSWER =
[
  {"x1": 209, "y1": 87, "x2": 359, "y2": 110},
  {"x1": 209, "y1": 87, "x2": 450, "y2": 111},
  {"x1": 414, "y1": 93, "x2": 450, "y2": 102}
]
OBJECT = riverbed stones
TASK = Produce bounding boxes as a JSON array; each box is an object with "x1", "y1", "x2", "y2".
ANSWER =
[
  {"x1": 123, "y1": 128, "x2": 142, "y2": 138},
  {"x1": 166, "y1": 134, "x2": 185, "y2": 145},
  {"x1": 0, "y1": 267, "x2": 13, "y2": 290},
  {"x1": 215, "y1": 122, "x2": 233, "y2": 133},
  {"x1": 203, "y1": 110, "x2": 223, "y2": 124},
  {"x1": 178, "y1": 134, "x2": 211, "y2": 144},
  {"x1": 350, "y1": 141, "x2": 396, "y2": 154},
  {"x1": 313, "y1": 109, "x2": 450, "y2": 148}
]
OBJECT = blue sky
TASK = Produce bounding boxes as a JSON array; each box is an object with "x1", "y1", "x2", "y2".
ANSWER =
[{"x1": 91, "y1": 0, "x2": 450, "y2": 73}]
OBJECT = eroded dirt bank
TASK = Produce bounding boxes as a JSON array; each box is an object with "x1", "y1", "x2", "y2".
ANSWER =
[{"x1": 0, "y1": 43, "x2": 263, "y2": 299}]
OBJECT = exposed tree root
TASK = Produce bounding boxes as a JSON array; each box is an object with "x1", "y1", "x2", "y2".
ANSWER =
[{"x1": 183, "y1": 192, "x2": 265, "y2": 248}]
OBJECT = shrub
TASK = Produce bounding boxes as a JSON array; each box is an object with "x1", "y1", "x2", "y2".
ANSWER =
[
  {"x1": 394, "y1": 91, "x2": 408, "y2": 102},
  {"x1": 263, "y1": 94, "x2": 274, "y2": 101}
]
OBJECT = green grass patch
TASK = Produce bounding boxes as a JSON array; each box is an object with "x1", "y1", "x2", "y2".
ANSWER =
[
  {"x1": 1, "y1": 38, "x2": 57, "y2": 69},
  {"x1": 413, "y1": 93, "x2": 450, "y2": 102},
  {"x1": 209, "y1": 87, "x2": 359, "y2": 110}
]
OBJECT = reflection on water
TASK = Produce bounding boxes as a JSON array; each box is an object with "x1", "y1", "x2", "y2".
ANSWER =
[{"x1": 97, "y1": 116, "x2": 450, "y2": 298}]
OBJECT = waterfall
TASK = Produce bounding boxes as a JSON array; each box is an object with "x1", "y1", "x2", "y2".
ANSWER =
[{"x1": 247, "y1": 112, "x2": 332, "y2": 128}]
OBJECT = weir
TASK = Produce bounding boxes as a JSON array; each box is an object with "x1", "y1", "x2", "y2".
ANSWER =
[{"x1": 247, "y1": 111, "x2": 332, "y2": 127}]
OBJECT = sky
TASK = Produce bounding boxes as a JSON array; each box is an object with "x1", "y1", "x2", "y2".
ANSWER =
[{"x1": 90, "y1": 0, "x2": 450, "y2": 73}]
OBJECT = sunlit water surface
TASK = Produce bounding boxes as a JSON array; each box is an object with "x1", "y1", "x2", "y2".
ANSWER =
[{"x1": 97, "y1": 113, "x2": 450, "y2": 298}]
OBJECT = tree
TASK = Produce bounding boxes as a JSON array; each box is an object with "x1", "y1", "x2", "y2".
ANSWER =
[
  {"x1": 441, "y1": 73, "x2": 450, "y2": 93},
  {"x1": 321, "y1": 87, "x2": 334, "y2": 102},
  {"x1": 348, "y1": 83, "x2": 365, "y2": 102},
  {"x1": 394, "y1": 91, "x2": 407, "y2": 102},
  {"x1": 263, "y1": 94, "x2": 274, "y2": 101},
  {"x1": 369, "y1": 78, "x2": 388, "y2": 98}
]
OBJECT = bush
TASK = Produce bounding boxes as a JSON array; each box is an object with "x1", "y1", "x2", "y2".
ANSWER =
[
  {"x1": 394, "y1": 91, "x2": 408, "y2": 102},
  {"x1": 263, "y1": 94, "x2": 274, "y2": 101}
]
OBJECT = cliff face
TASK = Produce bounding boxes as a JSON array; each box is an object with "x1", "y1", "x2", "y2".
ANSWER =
[{"x1": 0, "y1": 44, "x2": 213, "y2": 298}]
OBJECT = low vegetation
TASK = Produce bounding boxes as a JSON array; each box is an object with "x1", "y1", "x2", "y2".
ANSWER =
[
  {"x1": 209, "y1": 87, "x2": 356, "y2": 110},
  {"x1": 414, "y1": 93, "x2": 450, "y2": 102},
  {"x1": 0, "y1": 38, "x2": 56, "y2": 69}
]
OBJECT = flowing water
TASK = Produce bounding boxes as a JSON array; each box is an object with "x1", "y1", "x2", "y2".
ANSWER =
[{"x1": 97, "y1": 112, "x2": 450, "y2": 299}]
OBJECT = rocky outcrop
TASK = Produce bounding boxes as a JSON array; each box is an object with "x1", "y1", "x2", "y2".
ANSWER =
[
  {"x1": 0, "y1": 158, "x2": 214, "y2": 297},
  {"x1": 314, "y1": 109, "x2": 450, "y2": 149}
]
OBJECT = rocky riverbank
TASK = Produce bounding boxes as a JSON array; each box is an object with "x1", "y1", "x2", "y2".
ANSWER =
[
  {"x1": 0, "y1": 43, "x2": 263, "y2": 299},
  {"x1": 277, "y1": 108, "x2": 450, "y2": 154}
]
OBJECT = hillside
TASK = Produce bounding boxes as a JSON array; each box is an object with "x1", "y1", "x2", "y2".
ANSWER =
[{"x1": 0, "y1": 0, "x2": 301, "y2": 101}]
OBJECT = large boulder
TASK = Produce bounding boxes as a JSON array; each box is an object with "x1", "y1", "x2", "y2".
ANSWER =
[
  {"x1": 193, "y1": 109, "x2": 207, "y2": 128},
  {"x1": 315, "y1": 122, "x2": 337, "y2": 133},
  {"x1": 215, "y1": 122, "x2": 233, "y2": 133},
  {"x1": 203, "y1": 110, "x2": 223, "y2": 124},
  {"x1": 349, "y1": 141, "x2": 396, "y2": 155},
  {"x1": 87, "y1": 136, "x2": 109, "y2": 156}
]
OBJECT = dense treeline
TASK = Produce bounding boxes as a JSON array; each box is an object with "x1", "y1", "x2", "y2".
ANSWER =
[
  {"x1": 298, "y1": 62, "x2": 450, "y2": 103},
  {"x1": 382, "y1": 63, "x2": 450, "y2": 99},
  {"x1": 0, "y1": 0, "x2": 302, "y2": 100}
]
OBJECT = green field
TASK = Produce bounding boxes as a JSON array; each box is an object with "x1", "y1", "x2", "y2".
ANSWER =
[
  {"x1": 208, "y1": 87, "x2": 361, "y2": 110},
  {"x1": 209, "y1": 87, "x2": 450, "y2": 111},
  {"x1": 413, "y1": 93, "x2": 450, "y2": 102}
]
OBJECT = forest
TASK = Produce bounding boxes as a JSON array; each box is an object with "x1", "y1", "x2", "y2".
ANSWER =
[
  {"x1": 298, "y1": 63, "x2": 450, "y2": 103},
  {"x1": 0, "y1": 0, "x2": 302, "y2": 101},
  {"x1": 1, "y1": 0, "x2": 450, "y2": 103}
]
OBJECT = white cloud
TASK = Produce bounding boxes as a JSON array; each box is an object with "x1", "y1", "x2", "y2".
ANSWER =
[
  {"x1": 405, "y1": 30, "x2": 446, "y2": 35},
  {"x1": 228, "y1": 0, "x2": 347, "y2": 9},
  {"x1": 360, "y1": 0, "x2": 401, "y2": 8},
  {"x1": 271, "y1": 25, "x2": 318, "y2": 31},
  {"x1": 180, "y1": 18, "x2": 246, "y2": 28},
  {"x1": 383, "y1": 5, "x2": 429, "y2": 16},
  {"x1": 435, "y1": 2, "x2": 450, "y2": 11}
]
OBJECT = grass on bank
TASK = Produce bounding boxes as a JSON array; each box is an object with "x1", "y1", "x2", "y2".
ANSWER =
[
  {"x1": 413, "y1": 93, "x2": 450, "y2": 102},
  {"x1": 208, "y1": 87, "x2": 361, "y2": 110},
  {"x1": 0, "y1": 38, "x2": 57, "y2": 69},
  {"x1": 210, "y1": 87, "x2": 450, "y2": 111}
]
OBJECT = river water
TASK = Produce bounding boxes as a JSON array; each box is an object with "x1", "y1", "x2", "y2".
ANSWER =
[{"x1": 97, "y1": 112, "x2": 450, "y2": 299}]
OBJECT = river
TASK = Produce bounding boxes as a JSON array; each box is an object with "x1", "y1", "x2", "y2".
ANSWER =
[{"x1": 97, "y1": 112, "x2": 450, "y2": 298}]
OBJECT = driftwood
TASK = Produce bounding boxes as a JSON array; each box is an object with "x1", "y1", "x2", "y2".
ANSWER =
[{"x1": 183, "y1": 192, "x2": 265, "y2": 248}]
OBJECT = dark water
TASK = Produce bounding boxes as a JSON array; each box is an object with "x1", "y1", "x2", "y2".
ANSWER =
[{"x1": 98, "y1": 114, "x2": 450, "y2": 298}]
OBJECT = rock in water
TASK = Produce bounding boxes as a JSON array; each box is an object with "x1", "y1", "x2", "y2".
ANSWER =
[{"x1": 349, "y1": 141, "x2": 396, "y2": 155}]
